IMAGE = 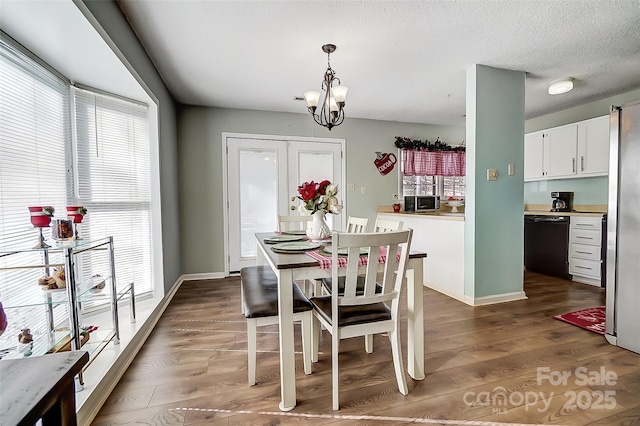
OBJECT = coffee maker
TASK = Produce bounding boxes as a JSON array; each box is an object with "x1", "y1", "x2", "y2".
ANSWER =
[{"x1": 551, "y1": 191, "x2": 573, "y2": 212}]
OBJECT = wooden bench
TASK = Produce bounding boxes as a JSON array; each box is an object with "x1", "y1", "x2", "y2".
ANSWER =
[{"x1": 241, "y1": 266, "x2": 313, "y2": 385}]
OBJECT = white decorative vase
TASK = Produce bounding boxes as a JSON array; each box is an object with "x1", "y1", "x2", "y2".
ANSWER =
[{"x1": 307, "y1": 211, "x2": 331, "y2": 241}]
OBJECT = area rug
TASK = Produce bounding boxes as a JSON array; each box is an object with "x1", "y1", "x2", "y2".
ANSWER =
[{"x1": 553, "y1": 306, "x2": 606, "y2": 335}]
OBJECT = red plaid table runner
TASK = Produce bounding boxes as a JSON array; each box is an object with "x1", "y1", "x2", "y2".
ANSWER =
[{"x1": 306, "y1": 246, "x2": 396, "y2": 269}]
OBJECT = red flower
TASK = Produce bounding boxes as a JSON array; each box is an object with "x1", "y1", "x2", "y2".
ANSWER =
[
  {"x1": 297, "y1": 181, "x2": 318, "y2": 201},
  {"x1": 317, "y1": 180, "x2": 331, "y2": 195}
]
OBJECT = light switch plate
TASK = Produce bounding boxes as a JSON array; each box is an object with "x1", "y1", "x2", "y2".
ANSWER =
[
  {"x1": 508, "y1": 164, "x2": 515, "y2": 176},
  {"x1": 487, "y1": 169, "x2": 498, "y2": 181},
  {"x1": 347, "y1": 183, "x2": 355, "y2": 191}
]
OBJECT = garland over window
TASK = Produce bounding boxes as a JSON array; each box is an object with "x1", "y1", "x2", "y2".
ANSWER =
[{"x1": 395, "y1": 137, "x2": 466, "y2": 177}]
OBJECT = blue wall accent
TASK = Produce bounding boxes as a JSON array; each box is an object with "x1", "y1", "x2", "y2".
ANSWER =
[
  {"x1": 525, "y1": 177, "x2": 608, "y2": 206},
  {"x1": 465, "y1": 65, "x2": 525, "y2": 300}
]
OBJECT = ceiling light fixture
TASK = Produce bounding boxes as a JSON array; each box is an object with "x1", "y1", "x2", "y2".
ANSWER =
[
  {"x1": 303, "y1": 44, "x2": 348, "y2": 131},
  {"x1": 548, "y1": 78, "x2": 574, "y2": 95}
]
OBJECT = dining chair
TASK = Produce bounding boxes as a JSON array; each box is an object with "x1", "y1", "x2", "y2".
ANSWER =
[
  {"x1": 277, "y1": 215, "x2": 313, "y2": 232},
  {"x1": 345, "y1": 216, "x2": 369, "y2": 233},
  {"x1": 241, "y1": 265, "x2": 313, "y2": 385},
  {"x1": 310, "y1": 229, "x2": 413, "y2": 410},
  {"x1": 373, "y1": 217, "x2": 404, "y2": 232}
]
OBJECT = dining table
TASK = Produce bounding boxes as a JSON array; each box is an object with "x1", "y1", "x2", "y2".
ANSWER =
[{"x1": 254, "y1": 232, "x2": 427, "y2": 411}]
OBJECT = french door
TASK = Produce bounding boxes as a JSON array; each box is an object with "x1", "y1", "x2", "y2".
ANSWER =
[{"x1": 225, "y1": 134, "x2": 343, "y2": 273}]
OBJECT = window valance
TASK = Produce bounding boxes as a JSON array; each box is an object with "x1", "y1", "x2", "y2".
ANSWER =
[{"x1": 401, "y1": 149, "x2": 466, "y2": 176}]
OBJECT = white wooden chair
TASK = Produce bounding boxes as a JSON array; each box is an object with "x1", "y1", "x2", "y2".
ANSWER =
[
  {"x1": 373, "y1": 217, "x2": 403, "y2": 232},
  {"x1": 345, "y1": 216, "x2": 369, "y2": 233},
  {"x1": 241, "y1": 266, "x2": 313, "y2": 385},
  {"x1": 310, "y1": 229, "x2": 413, "y2": 409},
  {"x1": 277, "y1": 215, "x2": 312, "y2": 232}
]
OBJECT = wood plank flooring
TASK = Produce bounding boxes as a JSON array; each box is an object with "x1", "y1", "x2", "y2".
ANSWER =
[{"x1": 92, "y1": 272, "x2": 640, "y2": 425}]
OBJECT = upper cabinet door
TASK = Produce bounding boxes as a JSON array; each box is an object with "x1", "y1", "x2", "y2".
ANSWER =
[
  {"x1": 577, "y1": 116, "x2": 609, "y2": 176},
  {"x1": 544, "y1": 125, "x2": 578, "y2": 179},
  {"x1": 524, "y1": 132, "x2": 544, "y2": 181}
]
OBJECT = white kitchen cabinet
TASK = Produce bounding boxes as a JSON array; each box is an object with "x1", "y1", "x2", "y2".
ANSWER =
[
  {"x1": 524, "y1": 116, "x2": 609, "y2": 181},
  {"x1": 577, "y1": 115, "x2": 609, "y2": 176},
  {"x1": 544, "y1": 125, "x2": 578, "y2": 178},
  {"x1": 569, "y1": 216, "x2": 603, "y2": 286},
  {"x1": 524, "y1": 132, "x2": 544, "y2": 180}
]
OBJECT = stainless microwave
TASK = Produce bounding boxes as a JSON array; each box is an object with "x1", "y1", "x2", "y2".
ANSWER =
[{"x1": 404, "y1": 195, "x2": 440, "y2": 212}]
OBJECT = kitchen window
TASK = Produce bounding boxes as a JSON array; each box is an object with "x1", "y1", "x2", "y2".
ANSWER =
[{"x1": 400, "y1": 150, "x2": 465, "y2": 197}]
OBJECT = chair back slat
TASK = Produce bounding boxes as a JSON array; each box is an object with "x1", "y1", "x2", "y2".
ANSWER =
[
  {"x1": 278, "y1": 215, "x2": 312, "y2": 231},
  {"x1": 345, "y1": 216, "x2": 369, "y2": 233},
  {"x1": 374, "y1": 218, "x2": 403, "y2": 232},
  {"x1": 332, "y1": 230, "x2": 412, "y2": 308}
]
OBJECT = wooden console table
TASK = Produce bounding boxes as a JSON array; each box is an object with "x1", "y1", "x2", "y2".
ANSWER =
[{"x1": 0, "y1": 350, "x2": 89, "y2": 425}]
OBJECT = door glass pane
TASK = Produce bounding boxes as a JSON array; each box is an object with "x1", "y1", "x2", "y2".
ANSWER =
[{"x1": 239, "y1": 149, "x2": 278, "y2": 258}]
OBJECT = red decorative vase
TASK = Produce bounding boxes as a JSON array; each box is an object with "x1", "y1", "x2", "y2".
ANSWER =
[
  {"x1": 66, "y1": 206, "x2": 86, "y2": 223},
  {"x1": 28, "y1": 206, "x2": 52, "y2": 228}
]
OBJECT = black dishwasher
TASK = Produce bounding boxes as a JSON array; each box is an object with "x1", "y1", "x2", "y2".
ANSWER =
[{"x1": 524, "y1": 215, "x2": 571, "y2": 279}]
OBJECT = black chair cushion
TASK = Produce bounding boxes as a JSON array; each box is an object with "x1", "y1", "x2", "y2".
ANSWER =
[
  {"x1": 310, "y1": 295, "x2": 391, "y2": 327},
  {"x1": 241, "y1": 266, "x2": 313, "y2": 319},
  {"x1": 321, "y1": 276, "x2": 382, "y2": 295}
]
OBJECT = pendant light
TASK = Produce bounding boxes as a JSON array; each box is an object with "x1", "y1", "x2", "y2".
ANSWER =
[{"x1": 303, "y1": 44, "x2": 348, "y2": 131}]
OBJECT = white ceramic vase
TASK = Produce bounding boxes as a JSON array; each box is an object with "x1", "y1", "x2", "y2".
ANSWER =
[{"x1": 307, "y1": 211, "x2": 330, "y2": 240}]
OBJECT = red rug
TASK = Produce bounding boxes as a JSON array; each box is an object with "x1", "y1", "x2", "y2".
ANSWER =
[{"x1": 553, "y1": 306, "x2": 606, "y2": 335}]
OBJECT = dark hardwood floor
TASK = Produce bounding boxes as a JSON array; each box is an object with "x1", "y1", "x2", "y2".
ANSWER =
[{"x1": 92, "y1": 272, "x2": 640, "y2": 425}]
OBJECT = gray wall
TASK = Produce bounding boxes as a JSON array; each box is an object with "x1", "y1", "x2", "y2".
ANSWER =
[
  {"x1": 80, "y1": 0, "x2": 182, "y2": 291},
  {"x1": 178, "y1": 106, "x2": 465, "y2": 274}
]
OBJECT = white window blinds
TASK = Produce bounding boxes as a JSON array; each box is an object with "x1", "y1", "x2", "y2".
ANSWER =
[
  {"x1": 73, "y1": 88, "x2": 153, "y2": 297},
  {"x1": 0, "y1": 33, "x2": 71, "y2": 348}
]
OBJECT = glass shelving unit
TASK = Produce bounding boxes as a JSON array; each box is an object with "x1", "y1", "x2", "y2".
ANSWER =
[{"x1": 0, "y1": 237, "x2": 135, "y2": 386}]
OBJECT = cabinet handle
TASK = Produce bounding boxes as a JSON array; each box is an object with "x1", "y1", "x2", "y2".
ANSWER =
[
  {"x1": 581, "y1": 156, "x2": 584, "y2": 172},
  {"x1": 575, "y1": 265, "x2": 593, "y2": 270},
  {"x1": 575, "y1": 223, "x2": 595, "y2": 227},
  {"x1": 572, "y1": 158, "x2": 576, "y2": 173},
  {"x1": 576, "y1": 251, "x2": 593, "y2": 255}
]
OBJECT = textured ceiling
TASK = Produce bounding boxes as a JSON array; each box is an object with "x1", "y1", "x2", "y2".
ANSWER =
[{"x1": 118, "y1": 0, "x2": 640, "y2": 126}]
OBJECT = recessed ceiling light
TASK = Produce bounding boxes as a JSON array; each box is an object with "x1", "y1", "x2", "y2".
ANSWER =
[{"x1": 548, "y1": 78, "x2": 574, "y2": 95}]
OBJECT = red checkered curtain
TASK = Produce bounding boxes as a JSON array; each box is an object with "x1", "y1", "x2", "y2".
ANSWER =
[
  {"x1": 441, "y1": 151, "x2": 466, "y2": 176},
  {"x1": 402, "y1": 149, "x2": 465, "y2": 176}
]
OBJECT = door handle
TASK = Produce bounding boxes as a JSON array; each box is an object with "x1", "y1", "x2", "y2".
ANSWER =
[
  {"x1": 572, "y1": 158, "x2": 576, "y2": 173},
  {"x1": 291, "y1": 196, "x2": 296, "y2": 202},
  {"x1": 581, "y1": 156, "x2": 584, "y2": 172},
  {"x1": 290, "y1": 206, "x2": 296, "y2": 211}
]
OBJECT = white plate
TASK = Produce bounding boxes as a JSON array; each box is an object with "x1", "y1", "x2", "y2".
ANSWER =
[
  {"x1": 323, "y1": 246, "x2": 369, "y2": 256},
  {"x1": 270, "y1": 241, "x2": 322, "y2": 253},
  {"x1": 281, "y1": 229, "x2": 308, "y2": 236},
  {"x1": 264, "y1": 235, "x2": 306, "y2": 244}
]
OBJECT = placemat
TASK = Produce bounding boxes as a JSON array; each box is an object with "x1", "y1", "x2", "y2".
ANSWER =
[{"x1": 307, "y1": 246, "x2": 394, "y2": 269}]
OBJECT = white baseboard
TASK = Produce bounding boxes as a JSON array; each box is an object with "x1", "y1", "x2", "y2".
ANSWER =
[
  {"x1": 464, "y1": 291, "x2": 528, "y2": 306},
  {"x1": 181, "y1": 272, "x2": 227, "y2": 281},
  {"x1": 424, "y1": 284, "x2": 466, "y2": 304},
  {"x1": 78, "y1": 277, "x2": 184, "y2": 425}
]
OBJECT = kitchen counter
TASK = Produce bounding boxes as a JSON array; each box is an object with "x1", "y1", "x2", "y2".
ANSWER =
[{"x1": 377, "y1": 208, "x2": 465, "y2": 221}]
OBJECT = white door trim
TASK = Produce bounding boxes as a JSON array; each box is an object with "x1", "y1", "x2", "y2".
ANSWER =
[{"x1": 221, "y1": 132, "x2": 346, "y2": 276}]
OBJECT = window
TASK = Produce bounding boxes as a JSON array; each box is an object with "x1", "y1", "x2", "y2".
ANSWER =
[
  {"x1": 400, "y1": 151, "x2": 465, "y2": 198},
  {"x1": 0, "y1": 32, "x2": 72, "y2": 347},
  {"x1": 0, "y1": 33, "x2": 153, "y2": 354},
  {"x1": 73, "y1": 88, "x2": 152, "y2": 301}
]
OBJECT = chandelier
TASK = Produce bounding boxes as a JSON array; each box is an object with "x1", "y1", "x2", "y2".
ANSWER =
[{"x1": 303, "y1": 44, "x2": 348, "y2": 131}]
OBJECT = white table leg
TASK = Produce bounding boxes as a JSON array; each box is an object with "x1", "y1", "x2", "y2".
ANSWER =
[
  {"x1": 406, "y1": 259, "x2": 425, "y2": 380},
  {"x1": 277, "y1": 269, "x2": 297, "y2": 411}
]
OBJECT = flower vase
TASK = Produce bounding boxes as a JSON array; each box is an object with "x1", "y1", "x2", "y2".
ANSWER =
[{"x1": 307, "y1": 211, "x2": 330, "y2": 241}]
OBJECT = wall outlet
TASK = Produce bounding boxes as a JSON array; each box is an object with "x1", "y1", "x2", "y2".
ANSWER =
[
  {"x1": 347, "y1": 183, "x2": 355, "y2": 191},
  {"x1": 361, "y1": 186, "x2": 366, "y2": 194},
  {"x1": 487, "y1": 169, "x2": 498, "y2": 181}
]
